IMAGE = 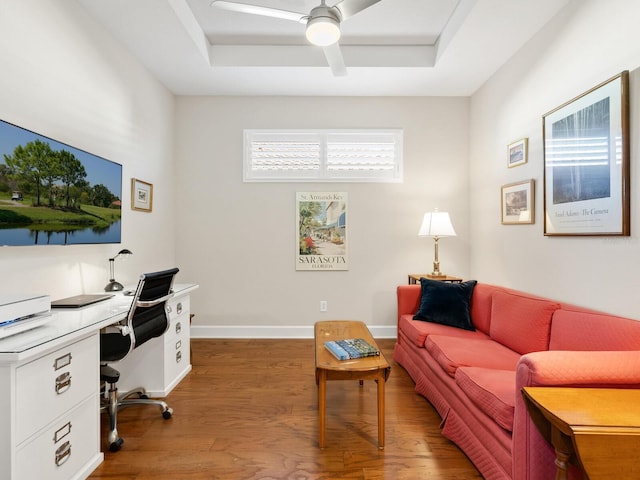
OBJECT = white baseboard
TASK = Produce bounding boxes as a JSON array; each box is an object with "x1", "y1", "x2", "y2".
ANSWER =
[{"x1": 190, "y1": 324, "x2": 397, "y2": 339}]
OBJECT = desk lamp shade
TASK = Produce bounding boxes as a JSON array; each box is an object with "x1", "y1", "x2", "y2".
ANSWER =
[
  {"x1": 418, "y1": 210, "x2": 456, "y2": 278},
  {"x1": 104, "y1": 249, "x2": 133, "y2": 292}
]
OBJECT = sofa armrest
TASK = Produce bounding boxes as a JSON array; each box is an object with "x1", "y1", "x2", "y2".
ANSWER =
[
  {"x1": 516, "y1": 350, "x2": 640, "y2": 388},
  {"x1": 513, "y1": 350, "x2": 640, "y2": 480},
  {"x1": 397, "y1": 285, "x2": 421, "y2": 322}
]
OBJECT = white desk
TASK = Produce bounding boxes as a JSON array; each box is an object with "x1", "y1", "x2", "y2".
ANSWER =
[{"x1": 0, "y1": 283, "x2": 198, "y2": 480}]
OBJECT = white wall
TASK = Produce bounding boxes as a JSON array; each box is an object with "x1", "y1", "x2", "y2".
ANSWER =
[
  {"x1": 469, "y1": 0, "x2": 640, "y2": 319},
  {"x1": 175, "y1": 96, "x2": 470, "y2": 337},
  {"x1": 6, "y1": 0, "x2": 638, "y2": 338},
  {"x1": 0, "y1": 0, "x2": 176, "y2": 298}
]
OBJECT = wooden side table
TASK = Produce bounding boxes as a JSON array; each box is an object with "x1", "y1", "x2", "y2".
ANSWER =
[
  {"x1": 408, "y1": 274, "x2": 463, "y2": 284},
  {"x1": 522, "y1": 387, "x2": 640, "y2": 480}
]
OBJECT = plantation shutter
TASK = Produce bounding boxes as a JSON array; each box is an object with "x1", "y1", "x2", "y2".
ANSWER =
[{"x1": 244, "y1": 129, "x2": 402, "y2": 182}]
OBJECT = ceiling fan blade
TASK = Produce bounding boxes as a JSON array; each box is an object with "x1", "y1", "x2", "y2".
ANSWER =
[
  {"x1": 210, "y1": 1, "x2": 307, "y2": 23},
  {"x1": 323, "y1": 43, "x2": 347, "y2": 76},
  {"x1": 332, "y1": 0, "x2": 382, "y2": 21}
]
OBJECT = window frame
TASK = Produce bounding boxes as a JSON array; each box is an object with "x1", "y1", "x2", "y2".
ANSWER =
[{"x1": 243, "y1": 129, "x2": 403, "y2": 183}]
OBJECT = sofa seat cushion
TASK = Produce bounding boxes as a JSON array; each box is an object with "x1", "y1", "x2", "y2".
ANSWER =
[
  {"x1": 489, "y1": 290, "x2": 559, "y2": 354},
  {"x1": 425, "y1": 335, "x2": 521, "y2": 377},
  {"x1": 455, "y1": 367, "x2": 516, "y2": 432},
  {"x1": 399, "y1": 314, "x2": 489, "y2": 348}
]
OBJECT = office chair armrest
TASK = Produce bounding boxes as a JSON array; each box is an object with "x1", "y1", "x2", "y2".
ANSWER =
[
  {"x1": 103, "y1": 324, "x2": 131, "y2": 336},
  {"x1": 135, "y1": 292, "x2": 174, "y2": 308}
]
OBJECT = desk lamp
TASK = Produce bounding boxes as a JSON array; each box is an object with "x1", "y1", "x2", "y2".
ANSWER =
[
  {"x1": 104, "y1": 249, "x2": 133, "y2": 292},
  {"x1": 418, "y1": 210, "x2": 456, "y2": 279}
]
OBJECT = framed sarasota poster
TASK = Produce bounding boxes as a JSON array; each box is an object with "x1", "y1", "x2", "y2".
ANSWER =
[{"x1": 296, "y1": 192, "x2": 348, "y2": 271}]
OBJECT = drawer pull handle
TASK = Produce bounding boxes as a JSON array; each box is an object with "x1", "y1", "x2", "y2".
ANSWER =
[
  {"x1": 176, "y1": 351, "x2": 182, "y2": 363},
  {"x1": 55, "y1": 441, "x2": 72, "y2": 467},
  {"x1": 175, "y1": 322, "x2": 182, "y2": 334},
  {"x1": 176, "y1": 302, "x2": 183, "y2": 314},
  {"x1": 55, "y1": 372, "x2": 72, "y2": 394},
  {"x1": 54, "y1": 422, "x2": 72, "y2": 443},
  {"x1": 53, "y1": 352, "x2": 72, "y2": 371},
  {"x1": 176, "y1": 340, "x2": 182, "y2": 350}
]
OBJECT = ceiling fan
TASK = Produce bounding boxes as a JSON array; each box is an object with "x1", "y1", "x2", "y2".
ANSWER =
[{"x1": 210, "y1": 0, "x2": 383, "y2": 76}]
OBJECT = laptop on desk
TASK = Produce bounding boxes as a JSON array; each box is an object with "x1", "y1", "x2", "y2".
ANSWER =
[{"x1": 51, "y1": 294, "x2": 115, "y2": 308}]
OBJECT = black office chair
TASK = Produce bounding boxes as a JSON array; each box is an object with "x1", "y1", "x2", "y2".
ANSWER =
[{"x1": 100, "y1": 267, "x2": 179, "y2": 452}]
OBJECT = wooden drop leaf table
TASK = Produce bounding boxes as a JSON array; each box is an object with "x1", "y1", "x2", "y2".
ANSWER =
[{"x1": 314, "y1": 320, "x2": 391, "y2": 449}]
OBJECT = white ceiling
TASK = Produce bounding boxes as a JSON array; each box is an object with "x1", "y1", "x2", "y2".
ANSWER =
[{"x1": 76, "y1": 0, "x2": 569, "y2": 96}]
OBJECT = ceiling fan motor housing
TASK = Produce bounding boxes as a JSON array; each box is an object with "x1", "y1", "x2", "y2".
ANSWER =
[{"x1": 305, "y1": 5, "x2": 342, "y2": 46}]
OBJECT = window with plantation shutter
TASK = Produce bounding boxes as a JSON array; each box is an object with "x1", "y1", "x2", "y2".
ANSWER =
[{"x1": 244, "y1": 129, "x2": 403, "y2": 182}]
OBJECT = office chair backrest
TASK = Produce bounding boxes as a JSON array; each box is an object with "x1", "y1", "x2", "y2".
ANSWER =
[{"x1": 101, "y1": 267, "x2": 179, "y2": 363}]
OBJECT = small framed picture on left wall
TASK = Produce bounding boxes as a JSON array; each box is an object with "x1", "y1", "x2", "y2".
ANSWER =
[{"x1": 131, "y1": 178, "x2": 153, "y2": 212}]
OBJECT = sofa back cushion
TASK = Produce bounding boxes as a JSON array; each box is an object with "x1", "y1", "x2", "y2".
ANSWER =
[
  {"x1": 489, "y1": 290, "x2": 559, "y2": 354},
  {"x1": 550, "y1": 308, "x2": 640, "y2": 350},
  {"x1": 469, "y1": 283, "x2": 499, "y2": 335}
]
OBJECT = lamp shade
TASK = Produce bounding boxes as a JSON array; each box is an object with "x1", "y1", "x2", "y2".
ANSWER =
[
  {"x1": 115, "y1": 248, "x2": 133, "y2": 258},
  {"x1": 418, "y1": 211, "x2": 456, "y2": 237},
  {"x1": 306, "y1": 15, "x2": 341, "y2": 46},
  {"x1": 104, "y1": 248, "x2": 133, "y2": 292}
]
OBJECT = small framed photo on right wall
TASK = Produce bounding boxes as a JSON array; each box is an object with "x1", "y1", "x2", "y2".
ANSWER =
[
  {"x1": 507, "y1": 138, "x2": 528, "y2": 168},
  {"x1": 501, "y1": 179, "x2": 535, "y2": 224}
]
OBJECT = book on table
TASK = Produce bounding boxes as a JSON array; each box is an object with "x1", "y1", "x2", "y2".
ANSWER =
[{"x1": 324, "y1": 338, "x2": 380, "y2": 360}]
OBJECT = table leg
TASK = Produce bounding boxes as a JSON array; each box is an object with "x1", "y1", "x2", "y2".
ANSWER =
[
  {"x1": 554, "y1": 449, "x2": 570, "y2": 480},
  {"x1": 318, "y1": 368, "x2": 326, "y2": 449},
  {"x1": 550, "y1": 428, "x2": 571, "y2": 480},
  {"x1": 377, "y1": 371, "x2": 385, "y2": 449}
]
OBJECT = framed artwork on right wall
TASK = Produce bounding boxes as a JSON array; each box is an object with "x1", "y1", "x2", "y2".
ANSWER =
[{"x1": 543, "y1": 71, "x2": 630, "y2": 236}]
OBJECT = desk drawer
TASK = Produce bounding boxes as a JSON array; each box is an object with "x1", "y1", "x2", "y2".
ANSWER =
[
  {"x1": 165, "y1": 296, "x2": 190, "y2": 382},
  {"x1": 16, "y1": 395, "x2": 98, "y2": 480},
  {"x1": 164, "y1": 329, "x2": 190, "y2": 381},
  {"x1": 166, "y1": 297, "x2": 189, "y2": 338},
  {"x1": 15, "y1": 335, "x2": 98, "y2": 444}
]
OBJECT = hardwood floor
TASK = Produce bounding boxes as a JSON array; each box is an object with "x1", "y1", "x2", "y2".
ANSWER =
[{"x1": 89, "y1": 339, "x2": 482, "y2": 479}]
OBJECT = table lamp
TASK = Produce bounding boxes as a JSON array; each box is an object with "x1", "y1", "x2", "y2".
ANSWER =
[
  {"x1": 418, "y1": 209, "x2": 456, "y2": 279},
  {"x1": 104, "y1": 248, "x2": 133, "y2": 292}
]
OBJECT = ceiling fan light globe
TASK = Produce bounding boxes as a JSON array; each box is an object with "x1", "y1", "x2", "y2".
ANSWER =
[{"x1": 306, "y1": 16, "x2": 341, "y2": 46}]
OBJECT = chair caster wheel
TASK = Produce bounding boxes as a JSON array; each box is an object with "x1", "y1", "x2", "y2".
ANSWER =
[
  {"x1": 162, "y1": 409, "x2": 172, "y2": 419},
  {"x1": 109, "y1": 438, "x2": 124, "y2": 452}
]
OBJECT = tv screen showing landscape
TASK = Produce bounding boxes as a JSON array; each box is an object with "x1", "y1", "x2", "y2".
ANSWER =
[{"x1": 0, "y1": 119, "x2": 122, "y2": 246}]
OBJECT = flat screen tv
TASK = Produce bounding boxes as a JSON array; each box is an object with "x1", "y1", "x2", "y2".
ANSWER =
[{"x1": 0, "y1": 118, "x2": 122, "y2": 246}]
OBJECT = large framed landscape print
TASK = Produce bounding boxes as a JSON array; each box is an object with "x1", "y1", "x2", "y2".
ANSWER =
[
  {"x1": 543, "y1": 71, "x2": 630, "y2": 236},
  {"x1": 0, "y1": 119, "x2": 122, "y2": 245}
]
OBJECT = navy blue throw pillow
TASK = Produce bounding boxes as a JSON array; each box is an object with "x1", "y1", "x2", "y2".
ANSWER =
[{"x1": 413, "y1": 278, "x2": 477, "y2": 331}]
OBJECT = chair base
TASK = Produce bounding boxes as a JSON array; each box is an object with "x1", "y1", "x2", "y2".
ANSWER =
[{"x1": 100, "y1": 382, "x2": 173, "y2": 452}]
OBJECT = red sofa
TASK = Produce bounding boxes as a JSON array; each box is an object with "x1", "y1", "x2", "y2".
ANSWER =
[{"x1": 393, "y1": 282, "x2": 640, "y2": 480}]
